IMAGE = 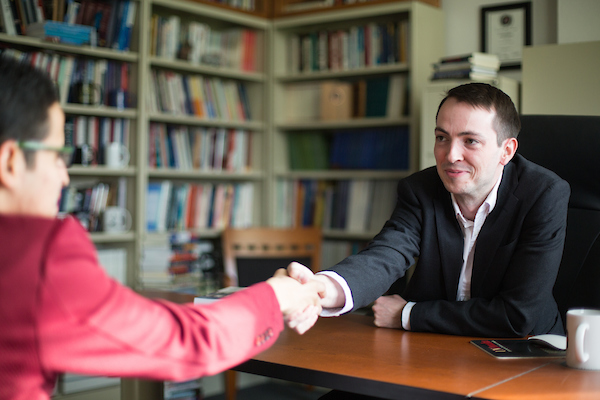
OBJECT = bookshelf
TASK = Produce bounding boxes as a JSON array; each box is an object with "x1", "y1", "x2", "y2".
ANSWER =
[
  {"x1": 272, "y1": 0, "x2": 440, "y2": 18},
  {"x1": 0, "y1": 4, "x2": 141, "y2": 291},
  {"x1": 138, "y1": 0, "x2": 269, "y2": 295},
  {"x1": 268, "y1": 1, "x2": 444, "y2": 243},
  {"x1": 0, "y1": 0, "x2": 445, "y2": 397}
]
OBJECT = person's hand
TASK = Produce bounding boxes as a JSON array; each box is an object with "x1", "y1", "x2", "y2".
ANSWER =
[
  {"x1": 286, "y1": 262, "x2": 345, "y2": 309},
  {"x1": 372, "y1": 295, "x2": 407, "y2": 329},
  {"x1": 266, "y1": 269, "x2": 325, "y2": 334}
]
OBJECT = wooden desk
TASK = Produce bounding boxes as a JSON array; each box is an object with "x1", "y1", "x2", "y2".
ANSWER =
[
  {"x1": 138, "y1": 290, "x2": 600, "y2": 399},
  {"x1": 234, "y1": 314, "x2": 600, "y2": 400},
  {"x1": 476, "y1": 361, "x2": 600, "y2": 400}
]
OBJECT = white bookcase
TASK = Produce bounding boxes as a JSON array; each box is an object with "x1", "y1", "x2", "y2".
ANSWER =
[{"x1": 268, "y1": 1, "x2": 444, "y2": 242}]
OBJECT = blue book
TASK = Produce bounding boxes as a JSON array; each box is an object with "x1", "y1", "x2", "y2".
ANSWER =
[{"x1": 146, "y1": 182, "x2": 162, "y2": 232}]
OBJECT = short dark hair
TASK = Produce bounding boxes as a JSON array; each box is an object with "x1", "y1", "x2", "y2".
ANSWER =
[
  {"x1": 436, "y1": 82, "x2": 520, "y2": 145},
  {"x1": 0, "y1": 56, "x2": 59, "y2": 166}
]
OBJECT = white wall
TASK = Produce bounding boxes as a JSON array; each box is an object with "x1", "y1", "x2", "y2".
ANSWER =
[{"x1": 557, "y1": 0, "x2": 600, "y2": 44}]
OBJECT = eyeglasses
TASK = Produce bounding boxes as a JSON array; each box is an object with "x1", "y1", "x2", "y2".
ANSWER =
[{"x1": 18, "y1": 141, "x2": 74, "y2": 167}]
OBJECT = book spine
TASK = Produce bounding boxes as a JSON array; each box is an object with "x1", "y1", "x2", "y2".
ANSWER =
[{"x1": 0, "y1": 0, "x2": 16, "y2": 34}]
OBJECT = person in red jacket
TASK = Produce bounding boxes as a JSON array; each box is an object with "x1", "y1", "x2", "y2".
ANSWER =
[{"x1": 0, "y1": 57, "x2": 324, "y2": 400}]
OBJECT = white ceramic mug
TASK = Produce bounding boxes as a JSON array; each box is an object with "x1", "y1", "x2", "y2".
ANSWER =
[
  {"x1": 105, "y1": 142, "x2": 130, "y2": 168},
  {"x1": 103, "y1": 207, "x2": 132, "y2": 233},
  {"x1": 566, "y1": 308, "x2": 600, "y2": 370}
]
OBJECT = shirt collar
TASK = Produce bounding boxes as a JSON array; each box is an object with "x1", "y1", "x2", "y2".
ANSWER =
[{"x1": 451, "y1": 170, "x2": 503, "y2": 222}]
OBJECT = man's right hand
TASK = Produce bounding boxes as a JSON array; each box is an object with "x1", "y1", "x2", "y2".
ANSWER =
[
  {"x1": 266, "y1": 269, "x2": 325, "y2": 334},
  {"x1": 287, "y1": 262, "x2": 347, "y2": 309}
]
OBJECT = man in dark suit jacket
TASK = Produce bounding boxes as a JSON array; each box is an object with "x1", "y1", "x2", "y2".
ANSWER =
[{"x1": 287, "y1": 82, "x2": 569, "y2": 338}]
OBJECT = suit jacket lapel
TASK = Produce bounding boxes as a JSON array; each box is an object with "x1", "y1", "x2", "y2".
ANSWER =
[
  {"x1": 433, "y1": 186, "x2": 464, "y2": 300},
  {"x1": 471, "y1": 163, "x2": 519, "y2": 297}
]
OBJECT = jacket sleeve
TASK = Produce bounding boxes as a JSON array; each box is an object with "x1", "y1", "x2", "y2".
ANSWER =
[
  {"x1": 38, "y1": 218, "x2": 283, "y2": 381},
  {"x1": 410, "y1": 178, "x2": 570, "y2": 337}
]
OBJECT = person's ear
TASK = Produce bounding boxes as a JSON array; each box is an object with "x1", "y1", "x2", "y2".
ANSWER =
[
  {"x1": 500, "y1": 137, "x2": 518, "y2": 166},
  {"x1": 0, "y1": 140, "x2": 24, "y2": 189}
]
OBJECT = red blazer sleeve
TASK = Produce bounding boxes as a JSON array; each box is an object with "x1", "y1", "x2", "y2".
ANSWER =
[{"x1": 38, "y1": 218, "x2": 283, "y2": 381}]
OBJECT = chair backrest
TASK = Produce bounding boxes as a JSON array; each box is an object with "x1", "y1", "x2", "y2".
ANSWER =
[
  {"x1": 221, "y1": 227, "x2": 322, "y2": 287},
  {"x1": 518, "y1": 115, "x2": 600, "y2": 327}
]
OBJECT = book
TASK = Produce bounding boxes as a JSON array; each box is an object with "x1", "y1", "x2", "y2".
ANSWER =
[
  {"x1": 365, "y1": 76, "x2": 389, "y2": 117},
  {"x1": 0, "y1": 0, "x2": 17, "y2": 35},
  {"x1": 470, "y1": 339, "x2": 566, "y2": 359},
  {"x1": 386, "y1": 74, "x2": 407, "y2": 118},
  {"x1": 285, "y1": 82, "x2": 321, "y2": 122},
  {"x1": 438, "y1": 52, "x2": 500, "y2": 70}
]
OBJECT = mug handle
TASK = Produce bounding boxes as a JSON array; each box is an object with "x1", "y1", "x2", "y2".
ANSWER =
[
  {"x1": 575, "y1": 323, "x2": 590, "y2": 363},
  {"x1": 122, "y1": 208, "x2": 133, "y2": 232},
  {"x1": 119, "y1": 144, "x2": 131, "y2": 167}
]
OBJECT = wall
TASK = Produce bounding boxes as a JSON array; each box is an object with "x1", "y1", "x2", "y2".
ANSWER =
[
  {"x1": 442, "y1": 0, "x2": 557, "y2": 58},
  {"x1": 557, "y1": 0, "x2": 600, "y2": 44},
  {"x1": 440, "y1": 0, "x2": 561, "y2": 81},
  {"x1": 441, "y1": 0, "x2": 600, "y2": 115}
]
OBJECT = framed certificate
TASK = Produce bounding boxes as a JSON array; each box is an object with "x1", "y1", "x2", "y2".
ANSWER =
[{"x1": 481, "y1": 2, "x2": 532, "y2": 68}]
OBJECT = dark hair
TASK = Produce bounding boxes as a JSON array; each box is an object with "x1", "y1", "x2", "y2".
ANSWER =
[
  {"x1": 0, "y1": 56, "x2": 59, "y2": 166},
  {"x1": 436, "y1": 82, "x2": 520, "y2": 145}
]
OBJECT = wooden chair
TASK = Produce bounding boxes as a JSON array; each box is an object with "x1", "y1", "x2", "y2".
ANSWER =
[
  {"x1": 221, "y1": 226, "x2": 322, "y2": 288},
  {"x1": 220, "y1": 226, "x2": 322, "y2": 400}
]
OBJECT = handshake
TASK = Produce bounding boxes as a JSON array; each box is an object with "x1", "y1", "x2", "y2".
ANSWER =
[{"x1": 266, "y1": 262, "x2": 343, "y2": 335}]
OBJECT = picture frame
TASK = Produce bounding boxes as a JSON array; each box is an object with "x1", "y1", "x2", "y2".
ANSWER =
[{"x1": 481, "y1": 2, "x2": 532, "y2": 69}]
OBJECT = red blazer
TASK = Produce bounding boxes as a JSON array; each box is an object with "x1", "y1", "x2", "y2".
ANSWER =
[{"x1": 0, "y1": 215, "x2": 283, "y2": 400}]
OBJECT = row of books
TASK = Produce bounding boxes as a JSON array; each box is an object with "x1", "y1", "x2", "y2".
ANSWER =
[
  {"x1": 59, "y1": 178, "x2": 127, "y2": 232},
  {"x1": 282, "y1": 0, "x2": 373, "y2": 13},
  {"x1": 0, "y1": 48, "x2": 133, "y2": 107},
  {"x1": 288, "y1": 127, "x2": 409, "y2": 171},
  {"x1": 205, "y1": 0, "x2": 257, "y2": 12},
  {"x1": 146, "y1": 181, "x2": 254, "y2": 233},
  {"x1": 284, "y1": 74, "x2": 407, "y2": 122},
  {"x1": 65, "y1": 116, "x2": 130, "y2": 165},
  {"x1": 0, "y1": 0, "x2": 136, "y2": 51},
  {"x1": 147, "y1": 70, "x2": 252, "y2": 121},
  {"x1": 330, "y1": 127, "x2": 409, "y2": 170},
  {"x1": 287, "y1": 19, "x2": 409, "y2": 73},
  {"x1": 163, "y1": 378, "x2": 203, "y2": 400},
  {"x1": 431, "y1": 52, "x2": 501, "y2": 81},
  {"x1": 321, "y1": 239, "x2": 369, "y2": 270},
  {"x1": 148, "y1": 123, "x2": 251, "y2": 172},
  {"x1": 150, "y1": 15, "x2": 261, "y2": 72},
  {"x1": 274, "y1": 179, "x2": 397, "y2": 233},
  {"x1": 0, "y1": 0, "x2": 44, "y2": 35}
]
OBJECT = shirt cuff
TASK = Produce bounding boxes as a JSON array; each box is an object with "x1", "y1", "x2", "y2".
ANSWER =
[
  {"x1": 316, "y1": 271, "x2": 354, "y2": 317},
  {"x1": 402, "y1": 301, "x2": 416, "y2": 330}
]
